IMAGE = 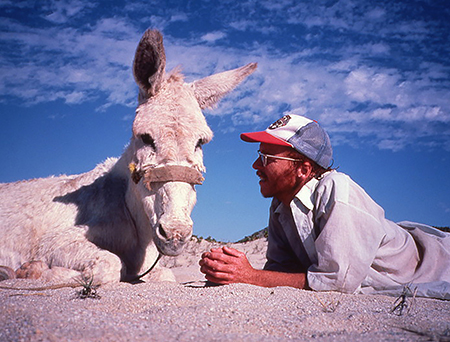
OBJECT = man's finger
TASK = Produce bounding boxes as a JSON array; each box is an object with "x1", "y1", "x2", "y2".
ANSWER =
[
  {"x1": 210, "y1": 247, "x2": 223, "y2": 253},
  {"x1": 207, "y1": 251, "x2": 236, "y2": 264},
  {"x1": 222, "y1": 246, "x2": 245, "y2": 257},
  {"x1": 204, "y1": 269, "x2": 232, "y2": 283},
  {"x1": 205, "y1": 274, "x2": 231, "y2": 285},
  {"x1": 201, "y1": 257, "x2": 234, "y2": 272},
  {"x1": 200, "y1": 252, "x2": 210, "y2": 259}
]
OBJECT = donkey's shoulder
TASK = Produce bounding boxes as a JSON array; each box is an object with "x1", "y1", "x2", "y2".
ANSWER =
[{"x1": 65, "y1": 157, "x2": 119, "y2": 189}]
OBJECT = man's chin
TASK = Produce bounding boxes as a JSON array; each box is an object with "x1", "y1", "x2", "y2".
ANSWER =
[{"x1": 259, "y1": 184, "x2": 273, "y2": 198}]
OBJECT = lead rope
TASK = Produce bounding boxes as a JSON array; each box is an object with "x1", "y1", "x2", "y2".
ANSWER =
[{"x1": 127, "y1": 253, "x2": 162, "y2": 283}]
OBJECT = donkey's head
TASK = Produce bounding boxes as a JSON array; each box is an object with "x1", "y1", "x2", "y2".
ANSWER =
[{"x1": 126, "y1": 29, "x2": 256, "y2": 256}]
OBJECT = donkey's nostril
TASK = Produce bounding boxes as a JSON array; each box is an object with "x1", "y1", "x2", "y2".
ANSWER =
[{"x1": 158, "y1": 224, "x2": 168, "y2": 239}]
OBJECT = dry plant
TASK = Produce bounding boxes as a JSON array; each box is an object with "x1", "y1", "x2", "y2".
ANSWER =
[
  {"x1": 391, "y1": 284, "x2": 417, "y2": 316},
  {"x1": 400, "y1": 326, "x2": 450, "y2": 341},
  {"x1": 313, "y1": 291, "x2": 344, "y2": 313},
  {"x1": 75, "y1": 274, "x2": 101, "y2": 299},
  {"x1": 312, "y1": 266, "x2": 349, "y2": 313}
]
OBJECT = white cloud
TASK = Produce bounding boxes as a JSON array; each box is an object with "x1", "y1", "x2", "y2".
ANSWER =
[
  {"x1": 366, "y1": 7, "x2": 386, "y2": 20},
  {"x1": 228, "y1": 20, "x2": 254, "y2": 31},
  {"x1": 371, "y1": 108, "x2": 392, "y2": 120},
  {"x1": 344, "y1": 67, "x2": 401, "y2": 104},
  {"x1": 200, "y1": 31, "x2": 227, "y2": 43},
  {"x1": 63, "y1": 91, "x2": 85, "y2": 104},
  {"x1": 0, "y1": 16, "x2": 139, "y2": 107},
  {"x1": 368, "y1": 43, "x2": 390, "y2": 55},
  {"x1": 1, "y1": 0, "x2": 449, "y2": 152},
  {"x1": 43, "y1": 0, "x2": 94, "y2": 24},
  {"x1": 170, "y1": 13, "x2": 188, "y2": 22}
]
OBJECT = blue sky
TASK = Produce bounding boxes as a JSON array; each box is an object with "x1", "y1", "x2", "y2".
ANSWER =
[{"x1": 1, "y1": 0, "x2": 449, "y2": 241}]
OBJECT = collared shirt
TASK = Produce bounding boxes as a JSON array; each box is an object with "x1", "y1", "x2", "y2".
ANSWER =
[{"x1": 264, "y1": 170, "x2": 450, "y2": 293}]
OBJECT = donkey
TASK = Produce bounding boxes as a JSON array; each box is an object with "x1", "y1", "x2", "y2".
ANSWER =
[{"x1": 0, "y1": 29, "x2": 257, "y2": 284}]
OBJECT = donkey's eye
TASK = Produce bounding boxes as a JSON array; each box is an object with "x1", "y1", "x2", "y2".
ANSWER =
[
  {"x1": 196, "y1": 138, "x2": 206, "y2": 150},
  {"x1": 141, "y1": 134, "x2": 156, "y2": 149}
]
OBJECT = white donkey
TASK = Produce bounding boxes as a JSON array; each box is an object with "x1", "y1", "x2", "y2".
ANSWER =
[{"x1": 0, "y1": 29, "x2": 256, "y2": 284}]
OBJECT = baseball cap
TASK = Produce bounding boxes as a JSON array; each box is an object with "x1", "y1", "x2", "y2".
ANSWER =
[{"x1": 240, "y1": 114, "x2": 333, "y2": 169}]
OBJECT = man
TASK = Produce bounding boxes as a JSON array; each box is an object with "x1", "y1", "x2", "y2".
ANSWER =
[{"x1": 199, "y1": 114, "x2": 450, "y2": 297}]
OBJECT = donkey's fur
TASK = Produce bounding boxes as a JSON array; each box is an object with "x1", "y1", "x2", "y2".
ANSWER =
[{"x1": 0, "y1": 29, "x2": 256, "y2": 284}]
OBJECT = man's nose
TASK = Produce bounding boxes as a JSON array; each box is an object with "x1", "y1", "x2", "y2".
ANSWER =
[{"x1": 252, "y1": 157, "x2": 262, "y2": 170}]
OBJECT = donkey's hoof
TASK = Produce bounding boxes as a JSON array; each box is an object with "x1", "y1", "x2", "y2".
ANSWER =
[
  {"x1": 15, "y1": 260, "x2": 49, "y2": 279},
  {"x1": 0, "y1": 266, "x2": 16, "y2": 281}
]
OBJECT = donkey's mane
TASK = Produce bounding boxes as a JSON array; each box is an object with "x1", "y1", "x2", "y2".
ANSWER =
[{"x1": 166, "y1": 67, "x2": 185, "y2": 84}]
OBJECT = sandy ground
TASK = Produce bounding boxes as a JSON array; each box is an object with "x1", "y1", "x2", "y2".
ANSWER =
[{"x1": 1, "y1": 238, "x2": 450, "y2": 342}]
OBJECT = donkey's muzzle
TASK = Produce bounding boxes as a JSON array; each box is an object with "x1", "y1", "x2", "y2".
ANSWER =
[{"x1": 154, "y1": 222, "x2": 191, "y2": 256}]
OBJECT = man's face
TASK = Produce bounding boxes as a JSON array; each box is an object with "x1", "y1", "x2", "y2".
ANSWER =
[{"x1": 252, "y1": 143, "x2": 302, "y2": 205}]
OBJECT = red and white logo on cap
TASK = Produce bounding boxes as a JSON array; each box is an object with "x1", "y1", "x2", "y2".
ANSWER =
[
  {"x1": 268, "y1": 115, "x2": 291, "y2": 130},
  {"x1": 240, "y1": 114, "x2": 313, "y2": 147}
]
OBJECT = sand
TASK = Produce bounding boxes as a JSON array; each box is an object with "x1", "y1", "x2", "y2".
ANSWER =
[{"x1": 1, "y1": 238, "x2": 449, "y2": 342}]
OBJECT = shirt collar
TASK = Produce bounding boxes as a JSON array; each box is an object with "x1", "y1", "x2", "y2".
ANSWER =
[
  {"x1": 293, "y1": 177, "x2": 319, "y2": 211},
  {"x1": 273, "y1": 176, "x2": 320, "y2": 214}
]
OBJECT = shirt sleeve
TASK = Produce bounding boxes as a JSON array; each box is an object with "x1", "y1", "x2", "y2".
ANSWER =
[{"x1": 307, "y1": 173, "x2": 387, "y2": 293}]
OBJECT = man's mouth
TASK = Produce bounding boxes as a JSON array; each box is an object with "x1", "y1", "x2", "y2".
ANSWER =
[{"x1": 256, "y1": 171, "x2": 267, "y2": 182}]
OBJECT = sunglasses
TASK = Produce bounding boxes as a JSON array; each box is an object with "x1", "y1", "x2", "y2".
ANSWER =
[{"x1": 257, "y1": 150, "x2": 303, "y2": 167}]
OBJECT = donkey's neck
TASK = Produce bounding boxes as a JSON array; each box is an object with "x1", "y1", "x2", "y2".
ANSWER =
[{"x1": 115, "y1": 146, "x2": 157, "y2": 245}]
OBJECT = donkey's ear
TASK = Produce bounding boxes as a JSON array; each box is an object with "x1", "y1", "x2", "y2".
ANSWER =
[
  {"x1": 193, "y1": 63, "x2": 257, "y2": 109},
  {"x1": 133, "y1": 29, "x2": 166, "y2": 103}
]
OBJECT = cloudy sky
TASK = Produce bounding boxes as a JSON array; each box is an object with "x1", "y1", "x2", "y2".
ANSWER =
[{"x1": 1, "y1": 0, "x2": 449, "y2": 241}]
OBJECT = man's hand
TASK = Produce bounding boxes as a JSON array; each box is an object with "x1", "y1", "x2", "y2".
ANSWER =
[
  {"x1": 199, "y1": 246, "x2": 256, "y2": 284},
  {"x1": 199, "y1": 246, "x2": 308, "y2": 289}
]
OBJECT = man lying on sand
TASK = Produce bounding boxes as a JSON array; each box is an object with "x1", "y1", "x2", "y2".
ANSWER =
[{"x1": 199, "y1": 114, "x2": 450, "y2": 297}]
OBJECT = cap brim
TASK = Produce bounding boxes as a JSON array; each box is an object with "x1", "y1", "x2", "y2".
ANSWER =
[{"x1": 240, "y1": 131, "x2": 292, "y2": 147}]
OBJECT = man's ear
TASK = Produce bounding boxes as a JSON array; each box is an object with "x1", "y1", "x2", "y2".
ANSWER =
[{"x1": 297, "y1": 161, "x2": 313, "y2": 179}]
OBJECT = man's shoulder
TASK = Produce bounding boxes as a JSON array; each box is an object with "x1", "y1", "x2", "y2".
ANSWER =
[
  {"x1": 318, "y1": 170, "x2": 351, "y2": 187},
  {"x1": 315, "y1": 170, "x2": 352, "y2": 202}
]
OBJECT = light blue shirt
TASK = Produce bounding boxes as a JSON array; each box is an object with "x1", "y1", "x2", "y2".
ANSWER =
[{"x1": 265, "y1": 170, "x2": 450, "y2": 294}]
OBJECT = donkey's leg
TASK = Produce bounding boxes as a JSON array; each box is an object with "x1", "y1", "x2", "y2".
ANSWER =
[
  {"x1": 0, "y1": 266, "x2": 16, "y2": 281},
  {"x1": 80, "y1": 248, "x2": 123, "y2": 284},
  {"x1": 12, "y1": 260, "x2": 82, "y2": 283},
  {"x1": 37, "y1": 232, "x2": 124, "y2": 284},
  {"x1": 137, "y1": 245, "x2": 176, "y2": 282},
  {"x1": 135, "y1": 264, "x2": 176, "y2": 282},
  {"x1": 16, "y1": 260, "x2": 50, "y2": 279}
]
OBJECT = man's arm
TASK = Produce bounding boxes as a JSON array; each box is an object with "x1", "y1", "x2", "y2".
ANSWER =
[{"x1": 199, "y1": 246, "x2": 308, "y2": 289}]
